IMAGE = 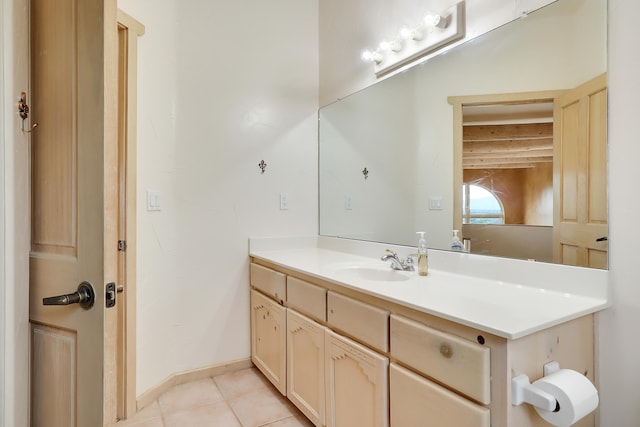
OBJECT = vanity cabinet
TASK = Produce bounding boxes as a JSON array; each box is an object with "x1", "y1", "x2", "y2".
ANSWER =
[
  {"x1": 286, "y1": 309, "x2": 326, "y2": 427},
  {"x1": 325, "y1": 329, "x2": 389, "y2": 427},
  {"x1": 250, "y1": 289, "x2": 287, "y2": 395},
  {"x1": 249, "y1": 259, "x2": 596, "y2": 427}
]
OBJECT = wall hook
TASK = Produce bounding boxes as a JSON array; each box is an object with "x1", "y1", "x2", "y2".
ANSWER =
[
  {"x1": 362, "y1": 167, "x2": 369, "y2": 179},
  {"x1": 258, "y1": 160, "x2": 267, "y2": 174},
  {"x1": 17, "y1": 92, "x2": 38, "y2": 133}
]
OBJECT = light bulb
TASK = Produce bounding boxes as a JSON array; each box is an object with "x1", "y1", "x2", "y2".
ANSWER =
[
  {"x1": 361, "y1": 49, "x2": 383, "y2": 64},
  {"x1": 399, "y1": 27, "x2": 423, "y2": 41},
  {"x1": 425, "y1": 13, "x2": 448, "y2": 28},
  {"x1": 379, "y1": 39, "x2": 402, "y2": 53}
]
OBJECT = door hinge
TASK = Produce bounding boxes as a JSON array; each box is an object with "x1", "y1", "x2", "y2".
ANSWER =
[{"x1": 118, "y1": 240, "x2": 127, "y2": 252}]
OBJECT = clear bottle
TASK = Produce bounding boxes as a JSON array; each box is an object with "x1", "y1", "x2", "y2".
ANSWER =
[
  {"x1": 450, "y1": 230, "x2": 463, "y2": 251},
  {"x1": 463, "y1": 237, "x2": 471, "y2": 253},
  {"x1": 416, "y1": 231, "x2": 428, "y2": 276}
]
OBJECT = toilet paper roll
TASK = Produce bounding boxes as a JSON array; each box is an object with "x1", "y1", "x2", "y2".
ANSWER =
[{"x1": 532, "y1": 369, "x2": 599, "y2": 427}]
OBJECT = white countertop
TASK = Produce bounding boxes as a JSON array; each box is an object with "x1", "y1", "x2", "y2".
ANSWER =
[{"x1": 249, "y1": 236, "x2": 610, "y2": 339}]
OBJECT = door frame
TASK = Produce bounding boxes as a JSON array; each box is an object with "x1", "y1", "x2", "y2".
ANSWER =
[
  {"x1": 448, "y1": 90, "x2": 566, "y2": 231},
  {"x1": 116, "y1": 9, "x2": 144, "y2": 420}
]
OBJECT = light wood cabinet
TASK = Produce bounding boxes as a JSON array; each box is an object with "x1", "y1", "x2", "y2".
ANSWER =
[
  {"x1": 286, "y1": 309, "x2": 326, "y2": 427},
  {"x1": 287, "y1": 276, "x2": 327, "y2": 322},
  {"x1": 390, "y1": 363, "x2": 490, "y2": 427},
  {"x1": 325, "y1": 329, "x2": 389, "y2": 427},
  {"x1": 390, "y1": 314, "x2": 491, "y2": 404},
  {"x1": 327, "y1": 291, "x2": 389, "y2": 352},
  {"x1": 250, "y1": 289, "x2": 287, "y2": 395},
  {"x1": 251, "y1": 263, "x2": 286, "y2": 303}
]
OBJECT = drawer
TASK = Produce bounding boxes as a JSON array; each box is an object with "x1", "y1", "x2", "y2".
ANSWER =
[
  {"x1": 327, "y1": 291, "x2": 389, "y2": 352},
  {"x1": 287, "y1": 277, "x2": 327, "y2": 322},
  {"x1": 390, "y1": 363, "x2": 490, "y2": 427},
  {"x1": 250, "y1": 263, "x2": 286, "y2": 303},
  {"x1": 390, "y1": 315, "x2": 490, "y2": 404}
]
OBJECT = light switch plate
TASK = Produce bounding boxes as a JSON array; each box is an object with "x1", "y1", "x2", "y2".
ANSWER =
[
  {"x1": 147, "y1": 190, "x2": 161, "y2": 211},
  {"x1": 279, "y1": 192, "x2": 289, "y2": 210},
  {"x1": 345, "y1": 194, "x2": 353, "y2": 210},
  {"x1": 429, "y1": 196, "x2": 443, "y2": 210}
]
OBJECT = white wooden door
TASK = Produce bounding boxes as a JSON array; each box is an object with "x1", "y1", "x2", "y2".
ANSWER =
[
  {"x1": 325, "y1": 329, "x2": 388, "y2": 427},
  {"x1": 29, "y1": 0, "x2": 119, "y2": 425},
  {"x1": 553, "y1": 74, "x2": 608, "y2": 268}
]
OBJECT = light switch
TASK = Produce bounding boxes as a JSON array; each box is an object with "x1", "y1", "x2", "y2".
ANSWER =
[
  {"x1": 345, "y1": 194, "x2": 353, "y2": 210},
  {"x1": 147, "y1": 190, "x2": 161, "y2": 211},
  {"x1": 279, "y1": 192, "x2": 289, "y2": 210}
]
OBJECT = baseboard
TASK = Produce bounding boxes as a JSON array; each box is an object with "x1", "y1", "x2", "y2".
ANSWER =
[{"x1": 136, "y1": 357, "x2": 253, "y2": 411}]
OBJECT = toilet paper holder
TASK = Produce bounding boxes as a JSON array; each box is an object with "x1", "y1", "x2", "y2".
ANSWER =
[{"x1": 512, "y1": 361, "x2": 561, "y2": 412}]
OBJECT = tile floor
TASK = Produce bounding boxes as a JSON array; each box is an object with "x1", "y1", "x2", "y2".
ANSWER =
[{"x1": 117, "y1": 367, "x2": 314, "y2": 427}]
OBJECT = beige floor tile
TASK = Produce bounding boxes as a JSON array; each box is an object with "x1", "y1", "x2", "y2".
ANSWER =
[
  {"x1": 163, "y1": 400, "x2": 242, "y2": 427},
  {"x1": 117, "y1": 401, "x2": 164, "y2": 426},
  {"x1": 213, "y1": 367, "x2": 272, "y2": 400},
  {"x1": 158, "y1": 378, "x2": 225, "y2": 414},
  {"x1": 118, "y1": 368, "x2": 315, "y2": 427},
  {"x1": 116, "y1": 417, "x2": 165, "y2": 427},
  {"x1": 260, "y1": 415, "x2": 316, "y2": 427},
  {"x1": 227, "y1": 387, "x2": 295, "y2": 427}
]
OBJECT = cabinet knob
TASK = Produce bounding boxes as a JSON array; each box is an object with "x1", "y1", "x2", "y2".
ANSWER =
[{"x1": 440, "y1": 343, "x2": 454, "y2": 359}]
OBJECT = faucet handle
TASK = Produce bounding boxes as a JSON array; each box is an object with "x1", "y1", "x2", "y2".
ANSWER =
[{"x1": 385, "y1": 248, "x2": 397, "y2": 256}]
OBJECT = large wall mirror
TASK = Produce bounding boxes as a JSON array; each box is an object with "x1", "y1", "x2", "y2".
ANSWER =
[{"x1": 319, "y1": 0, "x2": 607, "y2": 268}]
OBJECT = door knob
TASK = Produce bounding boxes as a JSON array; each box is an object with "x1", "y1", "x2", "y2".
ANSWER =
[{"x1": 43, "y1": 281, "x2": 95, "y2": 310}]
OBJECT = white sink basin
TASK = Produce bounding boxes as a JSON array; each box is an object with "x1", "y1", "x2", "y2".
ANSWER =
[{"x1": 329, "y1": 263, "x2": 413, "y2": 282}]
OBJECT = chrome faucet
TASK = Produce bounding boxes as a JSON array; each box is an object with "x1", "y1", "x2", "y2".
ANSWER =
[{"x1": 381, "y1": 249, "x2": 414, "y2": 271}]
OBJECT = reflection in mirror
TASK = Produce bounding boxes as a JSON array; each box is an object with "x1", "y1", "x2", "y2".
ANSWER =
[
  {"x1": 451, "y1": 76, "x2": 608, "y2": 269},
  {"x1": 318, "y1": 0, "x2": 607, "y2": 268}
]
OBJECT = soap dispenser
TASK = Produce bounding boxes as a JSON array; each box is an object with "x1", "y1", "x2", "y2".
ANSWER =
[
  {"x1": 416, "y1": 231, "x2": 428, "y2": 276},
  {"x1": 450, "y1": 230, "x2": 463, "y2": 251}
]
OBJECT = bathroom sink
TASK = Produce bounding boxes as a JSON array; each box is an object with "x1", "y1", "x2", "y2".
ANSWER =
[{"x1": 329, "y1": 263, "x2": 412, "y2": 282}]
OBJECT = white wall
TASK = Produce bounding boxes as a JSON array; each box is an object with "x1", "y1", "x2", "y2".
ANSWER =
[
  {"x1": 599, "y1": 1, "x2": 640, "y2": 425},
  {"x1": 318, "y1": 0, "x2": 556, "y2": 106},
  {"x1": 117, "y1": 0, "x2": 319, "y2": 394}
]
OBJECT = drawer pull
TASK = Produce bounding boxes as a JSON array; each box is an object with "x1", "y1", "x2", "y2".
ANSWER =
[{"x1": 440, "y1": 343, "x2": 454, "y2": 359}]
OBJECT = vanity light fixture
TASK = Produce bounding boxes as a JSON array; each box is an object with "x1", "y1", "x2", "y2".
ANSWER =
[{"x1": 362, "y1": 0, "x2": 465, "y2": 77}]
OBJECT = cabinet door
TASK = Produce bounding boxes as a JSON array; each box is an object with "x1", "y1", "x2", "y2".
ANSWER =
[
  {"x1": 325, "y1": 329, "x2": 388, "y2": 427},
  {"x1": 390, "y1": 363, "x2": 490, "y2": 427},
  {"x1": 287, "y1": 310, "x2": 326, "y2": 426},
  {"x1": 251, "y1": 290, "x2": 287, "y2": 395}
]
